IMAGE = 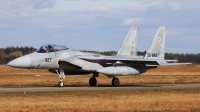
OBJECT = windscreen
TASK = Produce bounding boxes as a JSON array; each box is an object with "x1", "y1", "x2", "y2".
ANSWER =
[{"x1": 36, "y1": 44, "x2": 68, "y2": 53}]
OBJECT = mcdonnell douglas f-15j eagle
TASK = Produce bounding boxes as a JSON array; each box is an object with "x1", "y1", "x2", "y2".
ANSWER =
[{"x1": 7, "y1": 26, "x2": 190, "y2": 87}]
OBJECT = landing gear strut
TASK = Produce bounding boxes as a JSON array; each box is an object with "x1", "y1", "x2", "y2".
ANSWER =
[
  {"x1": 56, "y1": 69, "x2": 65, "y2": 87},
  {"x1": 112, "y1": 77, "x2": 120, "y2": 87},
  {"x1": 89, "y1": 72, "x2": 99, "y2": 86}
]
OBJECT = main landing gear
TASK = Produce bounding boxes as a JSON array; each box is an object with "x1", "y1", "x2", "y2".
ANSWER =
[
  {"x1": 89, "y1": 72, "x2": 98, "y2": 86},
  {"x1": 89, "y1": 77, "x2": 97, "y2": 86},
  {"x1": 56, "y1": 69, "x2": 65, "y2": 87},
  {"x1": 89, "y1": 73, "x2": 120, "y2": 87},
  {"x1": 112, "y1": 77, "x2": 120, "y2": 87}
]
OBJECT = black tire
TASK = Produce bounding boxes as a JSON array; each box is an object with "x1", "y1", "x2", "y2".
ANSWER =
[
  {"x1": 58, "y1": 81, "x2": 64, "y2": 87},
  {"x1": 89, "y1": 77, "x2": 97, "y2": 86},
  {"x1": 112, "y1": 78, "x2": 120, "y2": 87}
]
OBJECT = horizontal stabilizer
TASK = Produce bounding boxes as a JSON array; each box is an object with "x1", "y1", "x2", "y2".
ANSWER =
[{"x1": 159, "y1": 63, "x2": 192, "y2": 66}]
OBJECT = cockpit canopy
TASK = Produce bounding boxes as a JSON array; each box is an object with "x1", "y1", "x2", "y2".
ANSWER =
[{"x1": 36, "y1": 44, "x2": 68, "y2": 53}]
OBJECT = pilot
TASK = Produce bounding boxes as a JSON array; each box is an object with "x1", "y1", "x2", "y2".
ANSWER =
[{"x1": 48, "y1": 45, "x2": 53, "y2": 52}]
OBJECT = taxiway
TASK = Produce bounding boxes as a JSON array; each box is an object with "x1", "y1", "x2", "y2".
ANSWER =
[{"x1": 0, "y1": 84, "x2": 200, "y2": 93}]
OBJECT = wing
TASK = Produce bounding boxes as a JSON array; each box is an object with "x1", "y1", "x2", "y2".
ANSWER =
[
  {"x1": 59, "y1": 56, "x2": 105, "y2": 71},
  {"x1": 79, "y1": 55, "x2": 190, "y2": 66}
]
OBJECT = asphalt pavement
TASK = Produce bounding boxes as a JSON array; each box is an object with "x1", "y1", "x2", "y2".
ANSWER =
[{"x1": 0, "y1": 83, "x2": 200, "y2": 93}]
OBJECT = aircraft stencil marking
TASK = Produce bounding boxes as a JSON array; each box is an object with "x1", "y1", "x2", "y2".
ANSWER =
[
  {"x1": 146, "y1": 53, "x2": 159, "y2": 57},
  {"x1": 45, "y1": 58, "x2": 52, "y2": 62}
]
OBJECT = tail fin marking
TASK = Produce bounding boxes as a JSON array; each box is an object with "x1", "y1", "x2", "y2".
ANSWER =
[{"x1": 145, "y1": 26, "x2": 167, "y2": 59}]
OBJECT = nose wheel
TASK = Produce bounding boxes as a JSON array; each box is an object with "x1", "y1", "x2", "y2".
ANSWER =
[{"x1": 58, "y1": 81, "x2": 64, "y2": 87}]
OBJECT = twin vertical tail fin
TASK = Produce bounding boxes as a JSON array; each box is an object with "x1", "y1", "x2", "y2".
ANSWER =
[
  {"x1": 145, "y1": 26, "x2": 167, "y2": 59},
  {"x1": 117, "y1": 26, "x2": 166, "y2": 59},
  {"x1": 117, "y1": 26, "x2": 139, "y2": 56}
]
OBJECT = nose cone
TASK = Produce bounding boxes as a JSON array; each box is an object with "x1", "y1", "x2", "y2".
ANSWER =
[{"x1": 7, "y1": 55, "x2": 31, "y2": 68}]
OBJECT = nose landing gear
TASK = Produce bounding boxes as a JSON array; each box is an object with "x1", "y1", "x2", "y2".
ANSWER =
[{"x1": 56, "y1": 69, "x2": 65, "y2": 87}]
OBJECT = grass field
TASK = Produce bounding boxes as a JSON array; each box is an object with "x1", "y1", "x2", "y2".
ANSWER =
[
  {"x1": 1, "y1": 65, "x2": 200, "y2": 111},
  {"x1": 0, "y1": 64, "x2": 200, "y2": 86},
  {"x1": 0, "y1": 89, "x2": 200, "y2": 111}
]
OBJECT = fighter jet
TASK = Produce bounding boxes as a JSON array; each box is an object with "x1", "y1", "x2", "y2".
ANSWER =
[{"x1": 7, "y1": 26, "x2": 190, "y2": 87}]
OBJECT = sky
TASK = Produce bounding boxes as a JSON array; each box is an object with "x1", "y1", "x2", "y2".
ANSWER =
[{"x1": 0, "y1": 0, "x2": 200, "y2": 53}]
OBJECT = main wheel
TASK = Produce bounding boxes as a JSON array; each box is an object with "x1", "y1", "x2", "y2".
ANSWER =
[
  {"x1": 89, "y1": 77, "x2": 97, "y2": 86},
  {"x1": 58, "y1": 81, "x2": 64, "y2": 87},
  {"x1": 112, "y1": 77, "x2": 120, "y2": 87}
]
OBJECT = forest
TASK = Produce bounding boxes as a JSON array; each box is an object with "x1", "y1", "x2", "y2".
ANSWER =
[
  {"x1": 0, "y1": 47, "x2": 199, "y2": 64},
  {"x1": 0, "y1": 46, "x2": 36, "y2": 64}
]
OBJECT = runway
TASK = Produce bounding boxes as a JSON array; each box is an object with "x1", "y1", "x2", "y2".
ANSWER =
[{"x1": 0, "y1": 83, "x2": 200, "y2": 93}]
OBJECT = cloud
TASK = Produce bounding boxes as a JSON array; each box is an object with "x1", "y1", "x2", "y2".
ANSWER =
[
  {"x1": 88, "y1": 5, "x2": 110, "y2": 12},
  {"x1": 123, "y1": 18, "x2": 143, "y2": 26},
  {"x1": 0, "y1": 24, "x2": 9, "y2": 27},
  {"x1": 166, "y1": 2, "x2": 182, "y2": 11},
  {"x1": 139, "y1": 0, "x2": 199, "y2": 12},
  {"x1": 43, "y1": 24, "x2": 69, "y2": 29},
  {"x1": 133, "y1": 1, "x2": 164, "y2": 12},
  {"x1": 0, "y1": 0, "x2": 199, "y2": 53},
  {"x1": 131, "y1": 0, "x2": 184, "y2": 12},
  {"x1": 33, "y1": 0, "x2": 55, "y2": 9}
]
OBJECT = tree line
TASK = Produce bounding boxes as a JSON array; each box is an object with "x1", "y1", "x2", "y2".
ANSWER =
[
  {"x1": 81, "y1": 50, "x2": 200, "y2": 64},
  {"x1": 0, "y1": 47, "x2": 199, "y2": 64},
  {"x1": 0, "y1": 46, "x2": 36, "y2": 64}
]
